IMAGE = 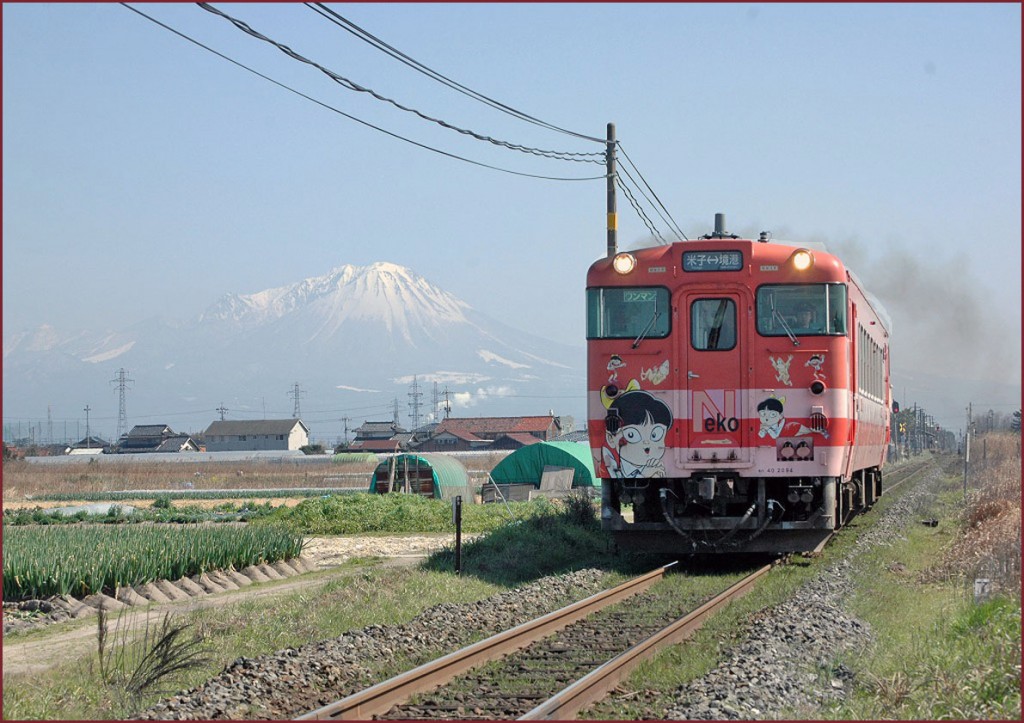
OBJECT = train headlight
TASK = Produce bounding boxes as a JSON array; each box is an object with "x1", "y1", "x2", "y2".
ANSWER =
[
  {"x1": 791, "y1": 249, "x2": 814, "y2": 271},
  {"x1": 612, "y1": 252, "x2": 636, "y2": 275}
]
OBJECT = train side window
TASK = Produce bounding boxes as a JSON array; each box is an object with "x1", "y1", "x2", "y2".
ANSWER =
[
  {"x1": 691, "y1": 298, "x2": 736, "y2": 351},
  {"x1": 828, "y1": 284, "x2": 848, "y2": 334}
]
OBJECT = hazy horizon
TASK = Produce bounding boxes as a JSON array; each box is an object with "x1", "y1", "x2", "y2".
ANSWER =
[{"x1": 4, "y1": 3, "x2": 1020, "y2": 438}]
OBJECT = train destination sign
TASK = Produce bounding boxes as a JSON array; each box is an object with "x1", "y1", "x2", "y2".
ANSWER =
[{"x1": 683, "y1": 250, "x2": 743, "y2": 272}]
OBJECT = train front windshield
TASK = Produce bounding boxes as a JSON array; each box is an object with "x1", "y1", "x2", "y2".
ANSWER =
[
  {"x1": 756, "y1": 284, "x2": 847, "y2": 336},
  {"x1": 587, "y1": 287, "x2": 671, "y2": 339}
]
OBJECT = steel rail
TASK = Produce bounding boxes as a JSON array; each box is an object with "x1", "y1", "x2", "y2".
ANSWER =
[
  {"x1": 518, "y1": 562, "x2": 773, "y2": 720},
  {"x1": 883, "y1": 459, "x2": 931, "y2": 494},
  {"x1": 296, "y1": 562, "x2": 677, "y2": 720}
]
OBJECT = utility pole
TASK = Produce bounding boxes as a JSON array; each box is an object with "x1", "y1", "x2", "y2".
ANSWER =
[
  {"x1": 408, "y1": 375, "x2": 423, "y2": 431},
  {"x1": 392, "y1": 398, "x2": 401, "y2": 428},
  {"x1": 606, "y1": 122, "x2": 617, "y2": 258},
  {"x1": 84, "y1": 404, "x2": 92, "y2": 448},
  {"x1": 432, "y1": 382, "x2": 440, "y2": 421},
  {"x1": 341, "y1": 417, "x2": 350, "y2": 446},
  {"x1": 443, "y1": 386, "x2": 452, "y2": 419},
  {"x1": 288, "y1": 382, "x2": 305, "y2": 419},
  {"x1": 964, "y1": 403, "x2": 972, "y2": 495},
  {"x1": 217, "y1": 403, "x2": 228, "y2": 421},
  {"x1": 110, "y1": 368, "x2": 134, "y2": 441},
  {"x1": 47, "y1": 405, "x2": 53, "y2": 445}
]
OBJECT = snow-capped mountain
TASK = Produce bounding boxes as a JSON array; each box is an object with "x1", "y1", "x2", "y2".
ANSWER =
[
  {"x1": 199, "y1": 263, "x2": 473, "y2": 344},
  {"x1": 2, "y1": 263, "x2": 585, "y2": 440}
]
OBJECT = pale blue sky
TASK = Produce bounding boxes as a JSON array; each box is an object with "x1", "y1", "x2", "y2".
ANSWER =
[{"x1": 3, "y1": 2, "x2": 1021, "y2": 429}]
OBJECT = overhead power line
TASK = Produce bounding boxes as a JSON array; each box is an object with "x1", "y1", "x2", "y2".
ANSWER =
[
  {"x1": 618, "y1": 143, "x2": 688, "y2": 241},
  {"x1": 126, "y1": 4, "x2": 683, "y2": 237},
  {"x1": 616, "y1": 161, "x2": 680, "y2": 244},
  {"x1": 616, "y1": 175, "x2": 667, "y2": 245},
  {"x1": 197, "y1": 3, "x2": 603, "y2": 163},
  {"x1": 121, "y1": 4, "x2": 606, "y2": 182},
  {"x1": 304, "y1": 2, "x2": 606, "y2": 146}
]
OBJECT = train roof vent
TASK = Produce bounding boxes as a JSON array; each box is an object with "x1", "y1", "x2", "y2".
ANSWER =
[{"x1": 700, "y1": 212, "x2": 740, "y2": 240}]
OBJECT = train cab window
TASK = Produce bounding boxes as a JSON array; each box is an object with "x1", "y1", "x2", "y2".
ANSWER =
[
  {"x1": 586, "y1": 287, "x2": 670, "y2": 340},
  {"x1": 756, "y1": 284, "x2": 847, "y2": 337},
  {"x1": 691, "y1": 298, "x2": 736, "y2": 350}
]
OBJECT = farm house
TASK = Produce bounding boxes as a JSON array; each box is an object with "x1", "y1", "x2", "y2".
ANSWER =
[
  {"x1": 369, "y1": 453, "x2": 475, "y2": 501},
  {"x1": 485, "y1": 441, "x2": 599, "y2": 502}
]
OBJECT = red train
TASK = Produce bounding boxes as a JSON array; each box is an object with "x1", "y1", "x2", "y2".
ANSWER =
[{"x1": 586, "y1": 214, "x2": 892, "y2": 553}]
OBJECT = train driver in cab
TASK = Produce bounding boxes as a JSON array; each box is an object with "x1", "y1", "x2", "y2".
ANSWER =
[{"x1": 794, "y1": 303, "x2": 822, "y2": 334}]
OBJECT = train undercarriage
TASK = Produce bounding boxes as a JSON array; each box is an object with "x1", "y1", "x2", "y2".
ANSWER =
[{"x1": 602, "y1": 468, "x2": 883, "y2": 554}]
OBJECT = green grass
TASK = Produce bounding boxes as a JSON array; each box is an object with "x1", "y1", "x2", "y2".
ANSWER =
[
  {"x1": 0, "y1": 495, "x2": 622, "y2": 720},
  {"x1": 587, "y1": 453, "x2": 1022, "y2": 720},
  {"x1": 9, "y1": 457, "x2": 1017, "y2": 720},
  {"x1": 419, "y1": 492, "x2": 667, "y2": 586},
  {"x1": 822, "y1": 465, "x2": 1022, "y2": 720},
  {"x1": 253, "y1": 491, "x2": 554, "y2": 535},
  {"x1": 1, "y1": 565, "x2": 505, "y2": 720}
]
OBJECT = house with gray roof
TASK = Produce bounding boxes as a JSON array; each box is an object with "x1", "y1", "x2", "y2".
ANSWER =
[
  {"x1": 203, "y1": 419, "x2": 310, "y2": 452},
  {"x1": 111, "y1": 425, "x2": 198, "y2": 454}
]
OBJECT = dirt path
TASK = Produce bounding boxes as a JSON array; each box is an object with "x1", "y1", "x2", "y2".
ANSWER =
[{"x1": 2, "y1": 534, "x2": 461, "y2": 678}]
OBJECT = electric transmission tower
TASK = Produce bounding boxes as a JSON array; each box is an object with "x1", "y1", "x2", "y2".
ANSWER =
[
  {"x1": 288, "y1": 382, "x2": 305, "y2": 419},
  {"x1": 110, "y1": 368, "x2": 134, "y2": 440},
  {"x1": 408, "y1": 376, "x2": 423, "y2": 430},
  {"x1": 84, "y1": 404, "x2": 92, "y2": 448}
]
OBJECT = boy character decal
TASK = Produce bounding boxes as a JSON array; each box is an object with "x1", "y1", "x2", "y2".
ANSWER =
[
  {"x1": 805, "y1": 353, "x2": 827, "y2": 381},
  {"x1": 757, "y1": 396, "x2": 828, "y2": 440},
  {"x1": 606, "y1": 354, "x2": 626, "y2": 382},
  {"x1": 602, "y1": 388, "x2": 673, "y2": 479},
  {"x1": 757, "y1": 396, "x2": 827, "y2": 462}
]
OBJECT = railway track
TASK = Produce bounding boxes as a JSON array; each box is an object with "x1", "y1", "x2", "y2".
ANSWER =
[
  {"x1": 297, "y1": 562, "x2": 773, "y2": 720},
  {"x1": 882, "y1": 459, "x2": 931, "y2": 495},
  {"x1": 296, "y1": 461, "x2": 933, "y2": 721}
]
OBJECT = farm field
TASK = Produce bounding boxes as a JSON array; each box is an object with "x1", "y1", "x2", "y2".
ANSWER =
[
  {"x1": 2, "y1": 442, "x2": 1018, "y2": 720},
  {"x1": 1, "y1": 456, "x2": 377, "y2": 501},
  {"x1": 2, "y1": 496, "x2": 313, "y2": 511},
  {"x1": 2, "y1": 533, "x2": 457, "y2": 677},
  {"x1": 1, "y1": 452, "x2": 508, "y2": 502}
]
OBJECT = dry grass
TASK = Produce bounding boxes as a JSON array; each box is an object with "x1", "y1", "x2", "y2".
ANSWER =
[
  {"x1": 1, "y1": 497, "x2": 314, "y2": 511},
  {"x1": 1, "y1": 453, "x2": 509, "y2": 505},
  {"x1": 925, "y1": 432, "x2": 1022, "y2": 596},
  {"x1": 1, "y1": 458, "x2": 371, "y2": 502}
]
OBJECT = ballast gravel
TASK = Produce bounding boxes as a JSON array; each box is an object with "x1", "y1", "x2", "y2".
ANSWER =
[
  {"x1": 139, "y1": 467, "x2": 941, "y2": 721},
  {"x1": 138, "y1": 568, "x2": 608, "y2": 720},
  {"x1": 662, "y1": 467, "x2": 943, "y2": 720}
]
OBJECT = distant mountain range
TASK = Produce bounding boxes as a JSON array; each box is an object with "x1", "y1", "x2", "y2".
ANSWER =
[
  {"x1": 2, "y1": 262, "x2": 586, "y2": 441},
  {"x1": 3, "y1": 261, "x2": 1016, "y2": 444}
]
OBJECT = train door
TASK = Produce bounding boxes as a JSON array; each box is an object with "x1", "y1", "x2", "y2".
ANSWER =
[{"x1": 677, "y1": 290, "x2": 752, "y2": 466}]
